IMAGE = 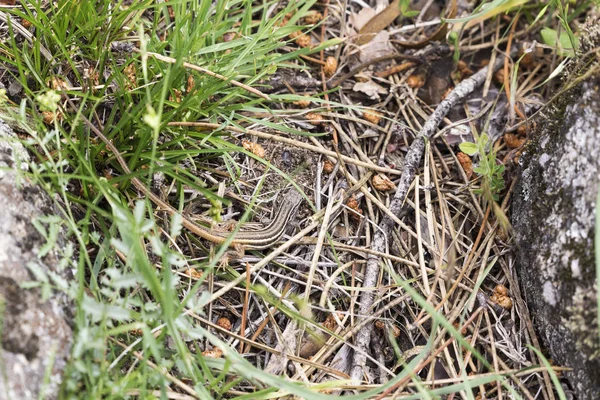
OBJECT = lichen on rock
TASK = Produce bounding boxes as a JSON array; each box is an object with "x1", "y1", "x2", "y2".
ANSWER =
[
  {"x1": 511, "y1": 17, "x2": 600, "y2": 399},
  {"x1": 0, "y1": 120, "x2": 73, "y2": 400}
]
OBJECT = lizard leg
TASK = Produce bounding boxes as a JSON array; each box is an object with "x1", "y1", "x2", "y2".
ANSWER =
[{"x1": 216, "y1": 244, "x2": 246, "y2": 268}]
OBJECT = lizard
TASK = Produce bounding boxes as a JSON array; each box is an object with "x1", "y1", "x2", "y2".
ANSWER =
[{"x1": 80, "y1": 112, "x2": 303, "y2": 252}]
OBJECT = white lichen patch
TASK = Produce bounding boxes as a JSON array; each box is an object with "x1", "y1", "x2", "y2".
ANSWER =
[
  {"x1": 540, "y1": 134, "x2": 550, "y2": 149},
  {"x1": 0, "y1": 120, "x2": 30, "y2": 178},
  {"x1": 563, "y1": 285, "x2": 600, "y2": 360},
  {"x1": 542, "y1": 281, "x2": 557, "y2": 306},
  {"x1": 570, "y1": 258, "x2": 581, "y2": 278},
  {"x1": 538, "y1": 153, "x2": 550, "y2": 166}
]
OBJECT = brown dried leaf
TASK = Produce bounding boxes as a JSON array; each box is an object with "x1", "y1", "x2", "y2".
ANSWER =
[
  {"x1": 20, "y1": 18, "x2": 32, "y2": 28},
  {"x1": 202, "y1": 348, "x2": 223, "y2": 358},
  {"x1": 346, "y1": 196, "x2": 363, "y2": 222},
  {"x1": 372, "y1": 175, "x2": 395, "y2": 191},
  {"x1": 242, "y1": 140, "x2": 266, "y2": 158},
  {"x1": 186, "y1": 75, "x2": 196, "y2": 93},
  {"x1": 292, "y1": 32, "x2": 311, "y2": 48},
  {"x1": 356, "y1": 0, "x2": 400, "y2": 46},
  {"x1": 184, "y1": 268, "x2": 203, "y2": 279},
  {"x1": 216, "y1": 317, "x2": 232, "y2": 331},
  {"x1": 42, "y1": 111, "x2": 63, "y2": 125},
  {"x1": 504, "y1": 133, "x2": 526, "y2": 149},
  {"x1": 323, "y1": 56, "x2": 338, "y2": 78},
  {"x1": 456, "y1": 60, "x2": 474, "y2": 79},
  {"x1": 85, "y1": 67, "x2": 100, "y2": 87},
  {"x1": 457, "y1": 152, "x2": 473, "y2": 179},
  {"x1": 494, "y1": 284, "x2": 509, "y2": 296},
  {"x1": 48, "y1": 77, "x2": 69, "y2": 90},
  {"x1": 517, "y1": 123, "x2": 531, "y2": 136},
  {"x1": 490, "y1": 285, "x2": 513, "y2": 310},
  {"x1": 303, "y1": 11, "x2": 323, "y2": 25},
  {"x1": 346, "y1": 196, "x2": 359, "y2": 210},
  {"x1": 363, "y1": 109, "x2": 382, "y2": 125},
  {"x1": 305, "y1": 112, "x2": 324, "y2": 125},
  {"x1": 124, "y1": 64, "x2": 137, "y2": 90},
  {"x1": 375, "y1": 321, "x2": 400, "y2": 337},
  {"x1": 323, "y1": 160, "x2": 335, "y2": 173},
  {"x1": 332, "y1": 224, "x2": 351, "y2": 237},
  {"x1": 294, "y1": 96, "x2": 312, "y2": 108},
  {"x1": 169, "y1": 89, "x2": 182, "y2": 103},
  {"x1": 493, "y1": 69, "x2": 505, "y2": 85},
  {"x1": 406, "y1": 74, "x2": 426, "y2": 89},
  {"x1": 322, "y1": 312, "x2": 344, "y2": 331}
]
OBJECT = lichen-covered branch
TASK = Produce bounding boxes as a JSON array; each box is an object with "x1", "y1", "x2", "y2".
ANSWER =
[{"x1": 349, "y1": 56, "x2": 506, "y2": 382}]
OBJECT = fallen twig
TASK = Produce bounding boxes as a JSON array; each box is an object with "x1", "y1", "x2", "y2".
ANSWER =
[{"x1": 348, "y1": 55, "x2": 507, "y2": 383}]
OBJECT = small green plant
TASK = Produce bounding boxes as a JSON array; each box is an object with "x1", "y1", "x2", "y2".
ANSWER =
[
  {"x1": 459, "y1": 133, "x2": 505, "y2": 201},
  {"x1": 459, "y1": 133, "x2": 511, "y2": 231},
  {"x1": 540, "y1": 25, "x2": 578, "y2": 57},
  {"x1": 547, "y1": 0, "x2": 579, "y2": 54},
  {"x1": 398, "y1": 0, "x2": 420, "y2": 18}
]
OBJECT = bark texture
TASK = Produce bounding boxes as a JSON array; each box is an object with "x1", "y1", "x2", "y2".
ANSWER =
[
  {"x1": 512, "y1": 22, "x2": 600, "y2": 399},
  {"x1": 0, "y1": 120, "x2": 73, "y2": 400}
]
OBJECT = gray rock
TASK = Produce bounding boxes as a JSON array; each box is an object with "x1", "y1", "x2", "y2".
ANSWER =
[
  {"x1": 512, "y1": 23, "x2": 600, "y2": 399},
  {"x1": 0, "y1": 120, "x2": 73, "y2": 400}
]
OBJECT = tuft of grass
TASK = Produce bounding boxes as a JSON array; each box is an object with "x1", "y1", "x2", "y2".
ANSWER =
[{"x1": 0, "y1": 0, "x2": 341, "y2": 398}]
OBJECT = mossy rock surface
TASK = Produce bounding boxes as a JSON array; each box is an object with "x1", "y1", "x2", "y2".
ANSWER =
[
  {"x1": 0, "y1": 120, "x2": 73, "y2": 400},
  {"x1": 512, "y1": 22, "x2": 600, "y2": 398}
]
